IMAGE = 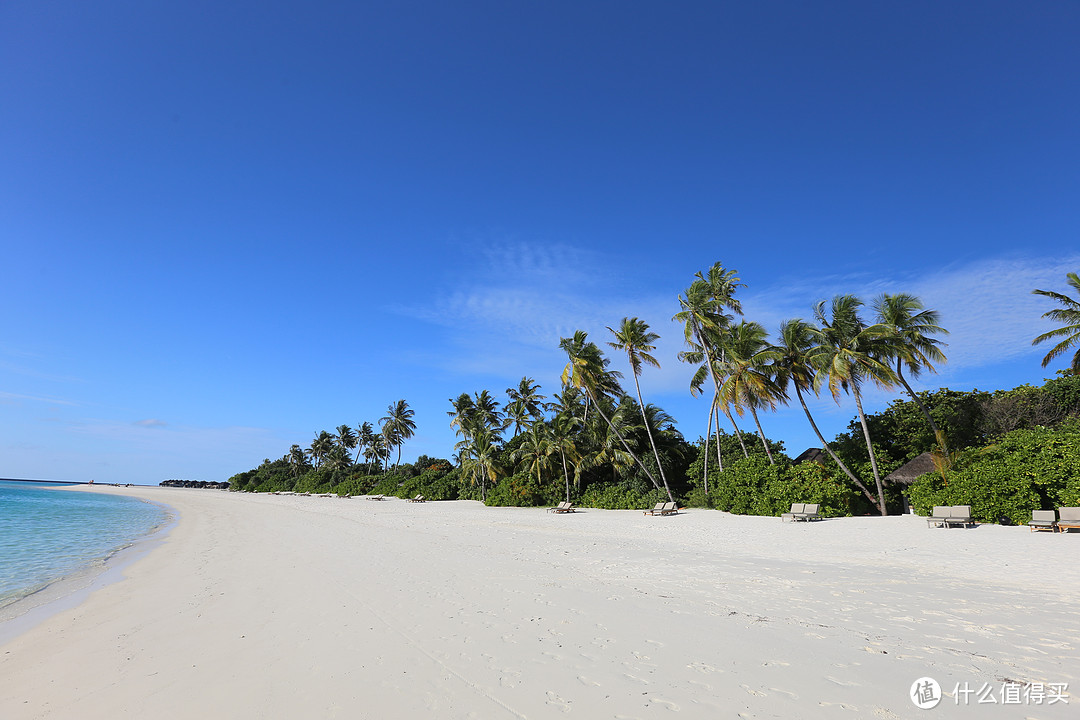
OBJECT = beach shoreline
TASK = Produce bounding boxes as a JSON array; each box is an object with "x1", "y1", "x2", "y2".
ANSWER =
[
  {"x1": 1, "y1": 486, "x2": 1077, "y2": 718},
  {"x1": 0, "y1": 486, "x2": 175, "y2": 646}
]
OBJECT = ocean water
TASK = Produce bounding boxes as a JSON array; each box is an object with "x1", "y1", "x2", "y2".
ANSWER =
[{"x1": 0, "y1": 481, "x2": 168, "y2": 612}]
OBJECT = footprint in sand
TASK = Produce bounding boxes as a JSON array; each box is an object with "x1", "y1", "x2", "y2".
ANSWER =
[
  {"x1": 818, "y1": 701, "x2": 859, "y2": 711},
  {"x1": 648, "y1": 696, "x2": 680, "y2": 711},
  {"x1": 741, "y1": 683, "x2": 767, "y2": 697},
  {"x1": 686, "y1": 662, "x2": 722, "y2": 674},
  {"x1": 577, "y1": 675, "x2": 601, "y2": 687},
  {"x1": 545, "y1": 690, "x2": 571, "y2": 713},
  {"x1": 826, "y1": 676, "x2": 859, "y2": 687},
  {"x1": 769, "y1": 687, "x2": 799, "y2": 699}
]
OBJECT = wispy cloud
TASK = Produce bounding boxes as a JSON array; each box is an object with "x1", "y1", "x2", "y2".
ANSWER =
[
  {"x1": 0, "y1": 391, "x2": 78, "y2": 407},
  {"x1": 403, "y1": 242, "x2": 1078, "y2": 401},
  {"x1": 134, "y1": 418, "x2": 168, "y2": 427}
]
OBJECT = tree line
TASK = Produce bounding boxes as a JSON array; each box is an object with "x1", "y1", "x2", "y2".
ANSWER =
[{"x1": 226, "y1": 266, "x2": 1080, "y2": 521}]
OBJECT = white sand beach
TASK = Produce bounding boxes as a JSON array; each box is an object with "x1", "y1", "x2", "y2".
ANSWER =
[{"x1": 1, "y1": 486, "x2": 1077, "y2": 719}]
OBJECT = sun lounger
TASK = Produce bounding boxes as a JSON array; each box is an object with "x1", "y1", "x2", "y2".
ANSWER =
[
  {"x1": 797, "y1": 503, "x2": 821, "y2": 521},
  {"x1": 644, "y1": 501, "x2": 678, "y2": 516},
  {"x1": 927, "y1": 505, "x2": 950, "y2": 528},
  {"x1": 782, "y1": 503, "x2": 805, "y2": 522},
  {"x1": 1028, "y1": 509, "x2": 1057, "y2": 532},
  {"x1": 550, "y1": 501, "x2": 576, "y2": 513},
  {"x1": 407, "y1": 494, "x2": 425, "y2": 503},
  {"x1": 367, "y1": 494, "x2": 385, "y2": 501},
  {"x1": 1057, "y1": 507, "x2": 1080, "y2": 533},
  {"x1": 944, "y1": 505, "x2": 975, "y2": 528},
  {"x1": 644, "y1": 502, "x2": 666, "y2": 515}
]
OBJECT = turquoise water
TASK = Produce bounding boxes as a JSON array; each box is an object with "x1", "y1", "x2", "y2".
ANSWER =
[{"x1": 0, "y1": 481, "x2": 168, "y2": 611}]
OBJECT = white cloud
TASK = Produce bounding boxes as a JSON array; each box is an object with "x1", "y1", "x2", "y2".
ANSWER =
[
  {"x1": 134, "y1": 418, "x2": 168, "y2": 427},
  {"x1": 403, "y1": 242, "x2": 1078, "y2": 404}
]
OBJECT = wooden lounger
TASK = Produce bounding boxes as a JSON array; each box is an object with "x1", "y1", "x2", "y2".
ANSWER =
[
  {"x1": 550, "y1": 501, "x2": 576, "y2": 513},
  {"x1": 1029, "y1": 510, "x2": 1057, "y2": 532},
  {"x1": 1057, "y1": 507, "x2": 1080, "y2": 532},
  {"x1": 407, "y1": 494, "x2": 425, "y2": 503}
]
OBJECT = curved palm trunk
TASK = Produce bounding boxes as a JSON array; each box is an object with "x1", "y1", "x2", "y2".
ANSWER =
[
  {"x1": 794, "y1": 384, "x2": 880, "y2": 509},
  {"x1": 896, "y1": 362, "x2": 948, "y2": 454},
  {"x1": 698, "y1": 338, "x2": 729, "y2": 470},
  {"x1": 585, "y1": 389, "x2": 665, "y2": 497},
  {"x1": 702, "y1": 401, "x2": 713, "y2": 494},
  {"x1": 713, "y1": 400, "x2": 724, "y2": 472},
  {"x1": 560, "y1": 449, "x2": 570, "y2": 503},
  {"x1": 852, "y1": 384, "x2": 887, "y2": 515},
  {"x1": 748, "y1": 405, "x2": 775, "y2": 464},
  {"x1": 630, "y1": 372, "x2": 674, "y2": 502},
  {"x1": 725, "y1": 408, "x2": 750, "y2": 458}
]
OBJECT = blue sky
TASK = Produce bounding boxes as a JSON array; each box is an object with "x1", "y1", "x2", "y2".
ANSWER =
[{"x1": 1, "y1": 1, "x2": 1078, "y2": 484}]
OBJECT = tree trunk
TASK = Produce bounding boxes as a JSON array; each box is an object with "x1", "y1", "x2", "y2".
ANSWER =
[
  {"x1": 702, "y1": 403, "x2": 713, "y2": 494},
  {"x1": 897, "y1": 361, "x2": 948, "y2": 454},
  {"x1": 712, "y1": 394, "x2": 724, "y2": 472},
  {"x1": 727, "y1": 410, "x2": 750, "y2": 458},
  {"x1": 749, "y1": 405, "x2": 775, "y2": 464},
  {"x1": 852, "y1": 384, "x2": 887, "y2": 515},
  {"x1": 560, "y1": 449, "x2": 570, "y2": 503},
  {"x1": 631, "y1": 371, "x2": 674, "y2": 503},
  {"x1": 586, "y1": 389, "x2": 665, "y2": 497},
  {"x1": 794, "y1": 384, "x2": 880, "y2": 510}
]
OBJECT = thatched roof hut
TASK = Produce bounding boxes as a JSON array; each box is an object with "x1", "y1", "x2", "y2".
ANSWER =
[
  {"x1": 885, "y1": 452, "x2": 938, "y2": 485},
  {"x1": 793, "y1": 447, "x2": 827, "y2": 464}
]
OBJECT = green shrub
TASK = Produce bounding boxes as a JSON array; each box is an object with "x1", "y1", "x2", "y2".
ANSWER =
[
  {"x1": 577, "y1": 484, "x2": 666, "y2": 510},
  {"x1": 907, "y1": 425, "x2": 1080, "y2": 524},
  {"x1": 485, "y1": 472, "x2": 558, "y2": 507},
  {"x1": 709, "y1": 456, "x2": 778, "y2": 515},
  {"x1": 761, "y1": 462, "x2": 857, "y2": 518}
]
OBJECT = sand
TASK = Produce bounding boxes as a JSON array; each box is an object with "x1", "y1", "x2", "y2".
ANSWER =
[{"x1": 1, "y1": 486, "x2": 1077, "y2": 719}]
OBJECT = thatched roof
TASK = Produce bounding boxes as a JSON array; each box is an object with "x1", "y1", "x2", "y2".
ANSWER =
[
  {"x1": 885, "y1": 452, "x2": 938, "y2": 485},
  {"x1": 793, "y1": 447, "x2": 827, "y2": 464}
]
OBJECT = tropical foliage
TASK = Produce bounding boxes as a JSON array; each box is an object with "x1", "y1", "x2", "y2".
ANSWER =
[{"x1": 225, "y1": 261, "x2": 1080, "y2": 525}]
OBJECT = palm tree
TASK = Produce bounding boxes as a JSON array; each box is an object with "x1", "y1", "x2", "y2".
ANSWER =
[
  {"x1": 380, "y1": 399, "x2": 417, "y2": 466},
  {"x1": 448, "y1": 393, "x2": 476, "y2": 438},
  {"x1": 560, "y1": 330, "x2": 667, "y2": 498},
  {"x1": 308, "y1": 430, "x2": 334, "y2": 470},
  {"x1": 548, "y1": 412, "x2": 582, "y2": 502},
  {"x1": 812, "y1": 295, "x2": 898, "y2": 516},
  {"x1": 457, "y1": 427, "x2": 501, "y2": 501},
  {"x1": 606, "y1": 317, "x2": 674, "y2": 501},
  {"x1": 873, "y1": 293, "x2": 950, "y2": 451},
  {"x1": 717, "y1": 320, "x2": 784, "y2": 463},
  {"x1": 325, "y1": 445, "x2": 352, "y2": 474},
  {"x1": 505, "y1": 377, "x2": 546, "y2": 436},
  {"x1": 512, "y1": 423, "x2": 554, "y2": 487},
  {"x1": 674, "y1": 265, "x2": 749, "y2": 466},
  {"x1": 287, "y1": 444, "x2": 309, "y2": 478},
  {"x1": 355, "y1": 421, "x2": 375, "y2": 465},
  {"x1": 774, "y1": 318, "x2": 880, "y2": 509},
  {"x1": 1033, "y1": 272, "x2": 1080, "y2": 374},
  {"x1": 336, "y1": 424, "x2": 357, "y2": 457}
]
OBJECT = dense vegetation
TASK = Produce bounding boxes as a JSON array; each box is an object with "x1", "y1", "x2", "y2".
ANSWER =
[{"x1": 227, "y1": 267, "x2": 1080, "y2": 525}]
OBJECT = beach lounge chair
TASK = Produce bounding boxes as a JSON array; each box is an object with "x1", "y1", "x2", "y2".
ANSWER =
[
  {"x1": 367, "y1": 494, "x2": 385, "y2": 501},
  {"x1": 645, "y1": 502, "x2": 678, "y2": 516},
  {"x1": 782, "y1": 503, "x2": 805, "y2": 522},
  {"x1": 1028, "y1": 510, "x2": 1057, "y2": 532},
  {"x1": 927, "y1": 506, "x2": 950, "y2": 528},
  {"x1": 551, "y1": 501, "x2": 576, "y2": 513},
  {"x1": 797, "y1": 503, "x2": 821, "y2": 521},
  {"x1": 1057, "y1": 507, "x2": 1080, "y2": 533},
  {"x1": 407, "y1": 494, "x2": 425, "y2": 503},
  {"x1": 944, "y1": 505, "x2": 975, "y2": 528}
]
